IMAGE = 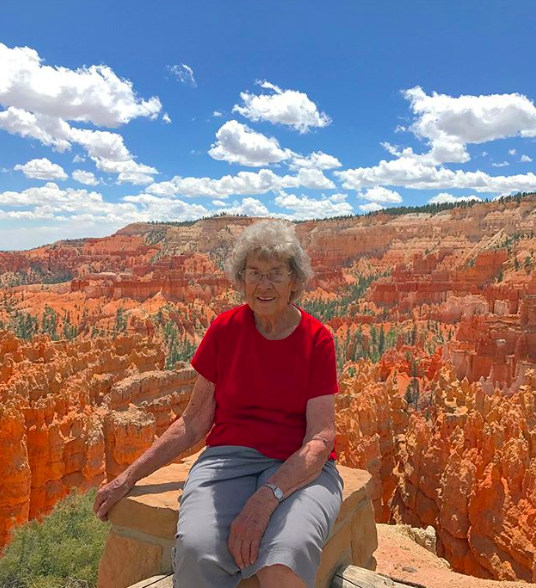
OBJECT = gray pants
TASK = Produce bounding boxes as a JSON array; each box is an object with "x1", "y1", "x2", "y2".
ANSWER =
[{"x1": 172, "y1": 445, "x2": 343, "y2": 588}]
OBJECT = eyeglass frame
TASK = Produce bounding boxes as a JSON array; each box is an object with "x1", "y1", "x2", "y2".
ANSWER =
[{"x1": 239, "y1": 267, "x2": 294, "y2": 284}]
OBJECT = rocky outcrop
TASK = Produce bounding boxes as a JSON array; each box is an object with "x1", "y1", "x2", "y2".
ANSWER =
[
  {"x1": 337, "y1": 356, "x2": 536, "y2": 583},
  {"x1": 70, "y1": 254, "x2": 226, "y2": 303},
  {"x1": 3, "y1": 196, "x2": 536, "y2": 584},
  {"x1": 97, "y1": 454, "x2": 377, "y2": 588},
  {"x1": 336, "y1": 361, "x2": 408, "y2": 522},
  {"x1": 390, "y1": 366, "x2": 536, "y2": 582},
  {"x1": 0, "y1": 401, "x2": 31, "y2": 547},
  {"x1": 0, "y1": 332, "x2": 198, "y2": 548}
]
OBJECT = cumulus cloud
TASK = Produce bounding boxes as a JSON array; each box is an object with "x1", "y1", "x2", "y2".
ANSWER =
[
  {"x1": 359, "y1": 202, "x2": 385, "y2": 213},
  {"x1": 162, "y1": 113, "x2": 171, "y2": 123},
  {"x1": 0, "y1": 182, "x2": 108, "y2": 209},
  {"x1": 168, "y1": 64, "x2": 197, "y2": 88},
  {"x1": 427, "y1": 193, "x2": 482, "y2": 204},
  {"x1": 274, "y1": 192, "x2": 353, "y2": 220},
  {"x1": 509, "y1": 149, "x2": 517, "y2": 156},
  {"x1": 330, "y1": 193, "x2": 348, "y2": 203},
  {"x1": 0, "y1": 107, "x2": 73, "y2": 151},
  {"x1": 211, "y1": 197, "x2": 270, "y2": 217},
  {"x1": 296, "y1": 168, "x2": 335, "y2": 190},
  {"x1": 213, "y1": 111, "x2": 223, "y2": 117},
  {"x1": 357, "y1": 186, "x2": 402, "y2": 203},
  {"x1": 233, "y1": 80, "x2": 331, "y2": 133},
  {"x1": 335, "y1": 152, "x2": 536, "y2": 194},
  {"x1": 14, "y1": 158, "x2": 67, "y2": 180},
  {"x1": 72, "y1": 170, "x2": 99, "y2": 186},
  {"x1": 208, "y1": 120, "x2": 292, "y2": 167},
  {"x1": 212, "y1": 199, "x2": 226, "y2": 207},
  {"x1": 492, "y1": 161, "x2": 509, "y2": 168},
  {"x1": 0, "y1": 43, "x2": 160, "y2": 184},
  {"x1": 121, "y1": 193, "x2": 208, "y2": 220},
  {"x1": 288, "y1": 151, "x2": 341, "y2": 171},
  {"x1": 146, "y1": 167, "x2": 334, "y2": 199},
  {"x1": 404, "y1": 86, "x2": 536, "y2": 164},
  {"x1": 0, "y1": 183, "x2": 209, "y2": 236},
  {"x1": 0, "y1": 43, "x2": 161, "y2": 126},
  {"x1": 520, "y1": 154, "x2": 533, "y2": 163}
]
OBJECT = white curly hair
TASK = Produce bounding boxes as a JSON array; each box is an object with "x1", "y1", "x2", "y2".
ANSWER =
[{"x1": 225, "y1": 220, "x2": 314, "y2": 302}]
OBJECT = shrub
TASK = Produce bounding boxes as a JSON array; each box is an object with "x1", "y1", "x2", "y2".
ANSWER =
[{"x1": 0, "y1": 489, "x2": 110, "y2": 588}]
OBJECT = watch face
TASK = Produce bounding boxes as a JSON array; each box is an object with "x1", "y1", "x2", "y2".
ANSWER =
[{"x1": 274, "y1": 487, "x2": 284, "y2": 500}]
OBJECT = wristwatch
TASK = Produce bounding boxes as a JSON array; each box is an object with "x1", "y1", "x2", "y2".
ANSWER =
[{"x1": 261, "y1": 483, "x2": 284, "y2": 502}]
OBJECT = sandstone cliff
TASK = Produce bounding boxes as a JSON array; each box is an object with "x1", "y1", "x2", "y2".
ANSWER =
[{"x1": 0, "y1": 332, "x2": 200, "y2": 548}]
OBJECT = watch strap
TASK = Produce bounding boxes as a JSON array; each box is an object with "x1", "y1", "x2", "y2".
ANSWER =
[{"x1": 261, "y1": 483, "x2": 284, "y2": 502}]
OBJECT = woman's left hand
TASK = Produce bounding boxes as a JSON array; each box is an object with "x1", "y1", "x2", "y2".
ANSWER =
[{"x1": 228, "y1": 490, "x2": 277, "y2": 569}]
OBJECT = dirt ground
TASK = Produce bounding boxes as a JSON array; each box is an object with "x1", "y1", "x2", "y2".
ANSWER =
[{"x1": 374, "y1": 524, "x2": 535, "y2": 588}]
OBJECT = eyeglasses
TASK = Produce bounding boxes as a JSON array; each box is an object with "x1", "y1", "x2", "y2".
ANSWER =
[{"x1": 239, "y1": 268, "x2": 293, "y2": 284}]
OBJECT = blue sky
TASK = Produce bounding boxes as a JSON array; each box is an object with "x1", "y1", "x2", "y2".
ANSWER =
[{"x1": 1, "y1": 0, "x2": 536, "y2": 250}]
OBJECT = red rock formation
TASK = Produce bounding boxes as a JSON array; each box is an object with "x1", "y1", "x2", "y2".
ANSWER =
[
  {"x1": 390, "y1": 366, "x2": 536, "y2": 582},
  {"x1": 337, "y1": 355, "x2": 536, "y2": 582},
  {"x1": 0, "y1": 331, "x2": 201, "y2": 548},
  {"x1": 336, "y1": 361, "x2": 408, "y2": 522},
  {"x1": 2, "y1": 196, "x2": 536, "y2": 582},
  {"x1": 0, "y1": 401, "x2": 31, "y2": 547}
]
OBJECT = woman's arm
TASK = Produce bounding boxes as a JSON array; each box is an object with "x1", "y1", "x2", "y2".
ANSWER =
[
  {"x1": 228, "y1": 394, "x2": 336, "y2": 568},
  {"x1": 261, "y1": 393, "x2": 336, "y2": 500},
  {"x1": 93, "y1": 373, "x2": 216, "y2": 521}
]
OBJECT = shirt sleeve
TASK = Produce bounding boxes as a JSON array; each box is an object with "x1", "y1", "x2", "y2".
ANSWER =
[
  {"x1": 307, "y1": 329, "x2": 339, "y2": 400},
  {"x1": 190, "y1": 317, "x2": 220, "y2": 384}
]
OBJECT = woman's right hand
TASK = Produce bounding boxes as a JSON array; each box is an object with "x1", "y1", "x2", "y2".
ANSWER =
[{"x1": 93, "y1": 475, "x2": 131, "y2": 522}]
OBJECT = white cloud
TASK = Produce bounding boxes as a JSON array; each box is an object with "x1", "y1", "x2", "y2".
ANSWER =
[
  {"x1": 0, "y1": 43, "x2": 161, "y2": 127},
  {"x1": 208, "y1": 120, "x2": 292, "y2": 167},
  {"x1": 213, "y1": 111, "x2": 223, "y2": 117},
  {"x1": 509, "y1": 149, "x2": 517, "y2": 156},
  {"x1": 233, "y1": 80, "x2": 331, "y2": 133},
  {"x1": 296, "y1": 168, "x2": 335, "y2": 189},
  {"x1": 0, "y1": 43, "x2": 160, "y2": 184},
  {"x1": 357, "y1": 186, "x2": 402, "y2": 203},
  {"x1": 0, "y1": 184, "x2": 209, "y2": 241},
  {"x1": 121, "y1": 193, "x2": 208, "y2": 220},
  {"x1": 162, "y1": 113, "x2": 171, "y2": 123},
  {"x1": 0, "y1": 107, "x2": 73, "y2": 150},
  {"x1": 274, "y1": 192, "x2": 353, "y2": 220},
  {"x1": 404, "y1": 86, "x2": 536, "y2": 164},
  {"x1": 359, "y1": 202, "x2": 385, "y2": 213},
  {"x1": 336, "y1": 153, "x2": 536, "y2": 194},
  {"x1": 520, "y1": 154, "x2": 533, "y2": 163},
  {"x1": 492, "y1": 161, "x2": 509, "y2": 168},
  {"x1": 168, "y1": 64, "x2": 197, "y2": 88},
  {"x1": 148, "y1": 169, "x2": 285, "y2": 198},
  {"x1": 14, "y1": 158, "x2": 67, "y2": 180},
  {"x1": 288, "y1": 151, "x2": 341, "y2": 171},
  {"x1": 73, "y1": 154, "x2": 85, "y2": 163},
  {"x1": 72, "y1": 170, "x2": 99, "y2": 186},
  {"x1": 212, "y1": 199, "x2": 226, "y2": 207},
  {"x1": 146, "y1": 167, "x2": 336, "y2": 199},
  {"x1": 427, "y1": 193, "x2": 482, "y2": 204},
  {"x1": 213, "y1": 197, "x2": 270, "y2": 217},
  {"x1": 330, "y1": 193, "x2": 348, "y2": 203},
  {"x1": 0, "y1": 182, "x2": 106, "y2": 209}
]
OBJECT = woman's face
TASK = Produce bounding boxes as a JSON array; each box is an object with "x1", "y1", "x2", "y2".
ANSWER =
[{"x1": 243, "y1": 252, "x2": 297, "y2": 318}]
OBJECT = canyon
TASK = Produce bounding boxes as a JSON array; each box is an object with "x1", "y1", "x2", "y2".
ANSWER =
[{"x1": 1, "y1": 194, "x2": 536, "y2": 583}]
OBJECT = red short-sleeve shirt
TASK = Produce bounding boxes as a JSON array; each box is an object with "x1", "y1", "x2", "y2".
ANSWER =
[{"x1": 191, "y1": 304, "x2": 339, "y2": 460}]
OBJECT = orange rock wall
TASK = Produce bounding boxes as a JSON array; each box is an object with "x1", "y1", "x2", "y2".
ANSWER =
[
  {"x1": 0, "y1": 332, "x2": 198, "y2": 549},
  {"x1": 339, "y1": 359, "x2": 536, "y2": 582}
]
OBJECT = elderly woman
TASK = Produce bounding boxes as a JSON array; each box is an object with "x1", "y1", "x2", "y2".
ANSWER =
[{"x1": 94, "y1": 220, "x2": 343, "y2": 588}]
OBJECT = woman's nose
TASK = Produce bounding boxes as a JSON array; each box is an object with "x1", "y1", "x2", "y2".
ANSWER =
[{"x1": 258, "y1": 273, "x2": 272, "y2": 286}]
